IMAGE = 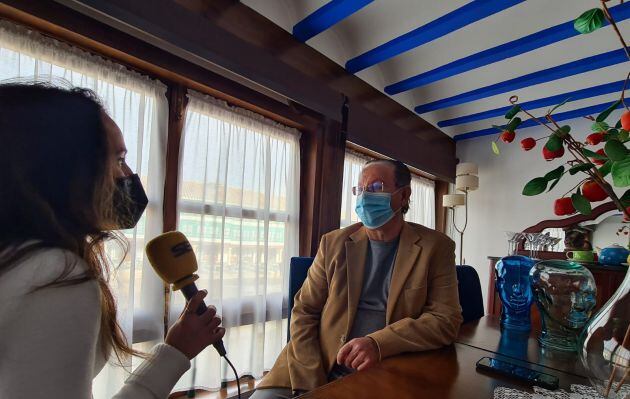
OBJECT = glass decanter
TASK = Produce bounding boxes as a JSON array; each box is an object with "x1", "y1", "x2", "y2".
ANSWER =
[{"x1": 579, "y1": 268, "x2": 630, "y2": 398}]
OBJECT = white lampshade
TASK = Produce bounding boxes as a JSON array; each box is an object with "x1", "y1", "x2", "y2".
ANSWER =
[
  {"x1": 456, "y1": 175, "x2": 479, "y2": 192},
  {"x1": 442, "y1": 193, "x2": 466, "y2": 207},
  {"x1": 456, "y1": 162, "x2": 478, "y2": 176}
]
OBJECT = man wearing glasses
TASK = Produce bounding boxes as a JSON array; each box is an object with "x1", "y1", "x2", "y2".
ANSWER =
[{"x1": 252, "y1": 159, "x2": 462, "y2": 399}]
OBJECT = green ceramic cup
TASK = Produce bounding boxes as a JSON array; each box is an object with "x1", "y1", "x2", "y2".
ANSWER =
[{"x1": 566, "y1": 250, "x2": 595, "y2": 262}]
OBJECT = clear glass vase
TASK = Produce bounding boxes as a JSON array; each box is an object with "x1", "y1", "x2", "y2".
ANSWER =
[
  {"x1": 495, "y1": 255, "x2": 536, "y2": 332},
  {"x1": 579, "y1": 268, "x2": 630, "y2": 398},
  {"x1": 530, "y1": 260, "x2": 597, "y2": 352}
]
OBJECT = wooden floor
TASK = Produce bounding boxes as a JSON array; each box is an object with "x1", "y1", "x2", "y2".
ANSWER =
[{"x1": 169, "y1": 377, "x2": 257, "y2": 399}]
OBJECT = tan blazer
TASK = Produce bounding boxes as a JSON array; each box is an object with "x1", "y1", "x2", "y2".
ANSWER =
[{"x1": 259, "y1": 222, "x2": 463, "y2": 391}]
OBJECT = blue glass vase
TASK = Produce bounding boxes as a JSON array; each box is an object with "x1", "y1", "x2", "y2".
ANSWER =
[
  {"x1": 495, "y1": 255, "x2": 536, "y2": 332},
  {"x1": 530, "y1": 260, "x2": 596, "y2": 352}
]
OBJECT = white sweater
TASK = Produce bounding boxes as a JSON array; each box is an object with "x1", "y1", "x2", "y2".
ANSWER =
[{"x1": 0, "y1": 247, "x2": 191, "y2": 398}]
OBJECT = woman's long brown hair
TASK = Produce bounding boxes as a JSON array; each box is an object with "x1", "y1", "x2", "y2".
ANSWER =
[{"x1": 0, "y1": 82, "x2": 142, "y2": 363}]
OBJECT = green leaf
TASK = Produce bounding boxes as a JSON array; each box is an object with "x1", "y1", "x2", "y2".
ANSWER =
[
  {"x1": 545, "y1": 135, "x2": 563, "y2": 152},
  {"x1": 492, "y1": 141, "x2": 500, "y2": 155},
  {"x1": 569, "y1": 163, "x2": 595, "y2": 175},
  {"x1": 616, "y1": 119, "x2": 623, "y2": 129},
  {"x1": 548, "y1": 177, "x2": 562, "y2": 192},
  {"x1": 592, "y1": 121, "x2": 609, "y2": 132},
  {"x1": 599, "y1": 160, "x2": 613, "y2": 177},
  {"x1": 621, "y1": 189, "x2": 630, "y2": 206},
  {"x1": 574, "y1": 8, "x2": 605, "y2": 34},
  {"x1": 522, "y1": 177, "x2": 548, "y2": 196},
  {"x1": 506, "y1": 117, "x2": 522, "y2": 132},
  {"x1": 505, "y1": 105, "x2": 521, "y2": 120},
  {"x1": 583, "y1": 148, "x2": 608, "y2": 160},
  {"x1": 619, "y1": 130, "x2": 629, "y2": 142},
  {"x1": 544, "y1": 166, "x2": 565, "y2": 181},
  {"x1": 596, "y1": 99, "x2": 622, "y2": 122},
  {"x1": 547, "y1": 97, "x2": 571, "y2": 115},
  {"x1": 612, "y1": 157, "x2": 630, "y2": 187},
  {"x1": 571, "y1": 193, "x2": 592, "y2": 215},
  {"x1": 604, "y1": 139, "x2": 628, "y2": 161}
]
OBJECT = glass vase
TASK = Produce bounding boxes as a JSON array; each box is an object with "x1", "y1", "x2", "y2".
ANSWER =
[
  {"x1": 530, "y1": 260, "x2": 597, "y2": 352},
  {"x1": 495, "y1": 255, "x2": 536, "y2": 332},
  {"x1": 579, "y1": 268, "x2": 630, "y2": 398}
]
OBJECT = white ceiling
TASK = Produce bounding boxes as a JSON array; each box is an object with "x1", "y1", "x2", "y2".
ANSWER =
[{"x1": 241, "y1": 0, "x2": 630, "y2": 140}]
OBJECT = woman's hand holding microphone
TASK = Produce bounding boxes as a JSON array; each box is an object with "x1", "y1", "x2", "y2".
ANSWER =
[{"x1": 165, "y1": 290, "x2": 225, "y2": 359}]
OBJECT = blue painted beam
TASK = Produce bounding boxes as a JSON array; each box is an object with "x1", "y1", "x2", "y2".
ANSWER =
[
  {"x1": 293, "y1": 0, "x2": 373, "y2": 42},
  {"x1": 385, "y1": 2, "x2": 630, "y2": 94},
  {"x1": 439, "y1": 80, "x2": 626, "y2": 127},
  {"x1": 346, "y1": 0, "x2": 524, "y2": 74},
  {"x1": 453, "y1": 100, "x2": 625, "y2": 141},
  {"x1": 414, "y1": 48, "x2": 628, "y2": 114}
]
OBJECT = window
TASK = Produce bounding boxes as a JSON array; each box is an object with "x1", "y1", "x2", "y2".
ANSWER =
[
  {"x1": 173, "y1": 91, "x2": 300, "y2": 389},
  {"x1": 340, "y1": 150, "x2": 436, "y2": 228},
  {"x1": 407, "y1": 175, "x2": 436, "y2": 229},
  {"x1": 340, "y1": 151, "x2": 374, "y2": 227},
  {"x1": 0, "y1": 20, "x2": 168, "y2": 398}
]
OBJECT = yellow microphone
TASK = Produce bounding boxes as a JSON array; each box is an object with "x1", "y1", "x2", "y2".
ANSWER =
[{"x1": 146, "y1": 231, "x2": 226, "y2": 356}]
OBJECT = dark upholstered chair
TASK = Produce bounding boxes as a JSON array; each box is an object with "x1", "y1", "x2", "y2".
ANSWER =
[
  {"x1": 287, "y1": 257, "x2": 315, "y2": 339},
  {"x1": 455, "y1": 265, "x2": 485, "y2": 323}
]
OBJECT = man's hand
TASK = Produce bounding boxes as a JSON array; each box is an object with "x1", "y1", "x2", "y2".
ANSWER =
[{"x1": 336, "y1": 337, "x2": 379, "y2": 371}]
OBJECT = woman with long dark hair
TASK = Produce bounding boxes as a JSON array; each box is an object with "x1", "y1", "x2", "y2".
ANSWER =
[{"x1": 0, "y1": 83, "x2": 225, "y2": 398}]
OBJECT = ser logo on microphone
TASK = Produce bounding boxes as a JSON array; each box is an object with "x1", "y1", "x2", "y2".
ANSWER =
[{"x1": 171, "y1": 241, "x2": 193, "y2": 257}]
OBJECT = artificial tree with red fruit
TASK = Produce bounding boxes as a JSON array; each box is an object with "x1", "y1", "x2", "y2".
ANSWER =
[{"x1": 491, "y1": 1, "x2": 630, "y2": 221}]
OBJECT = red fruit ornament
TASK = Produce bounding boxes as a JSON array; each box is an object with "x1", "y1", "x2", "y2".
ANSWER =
[
  {"x1": 621, "y1": 110, "x2": 630, "y2": 131},
  {"x1": 624, "y1": 207, "x2": 630, "y2": 222},
  {"x1": 501, "y1": 130, "x2": 515, "y2": 143},
  {"x1": 592, "y1": 148, "x2": 607, "y2": 166},
  {"x1": 581, "y1": 180, "x2": 608, "y2": 202},
  {"x1": 543, "y1": 145, "x2": 564, "y2": 161},
  {"x1": 554, "y1": 197, "x2": 576, "y2": 216},
  {"x1": 586, "y1": 132, "x2": 604, "y2": 146},
  {"x1": 520, "y1": 137, "x2": 536, "y2": 151}
]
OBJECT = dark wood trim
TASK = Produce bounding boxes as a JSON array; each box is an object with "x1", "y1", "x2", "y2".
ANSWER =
[
  {"x1": 299, "y1": 119, "x2": 347, "y2": 256},
  {"x1": 3, "y1": 0, "x2": 455, "y2": 180},
  {"x1": 163, "y1": 84, "x2": 189, "y2": 233},
  {"x1": 434, "y1": 181, "x2": 449, "y2": 234},
  {"x1": 522, "y1": 201, "x2": 618, "y2": 233},
  {"x1": 0, "y1": 1, "x2": 310, "y2": 130},
  {"x1": 515, "y1": 201, "x2": 619, "y2": 255}
]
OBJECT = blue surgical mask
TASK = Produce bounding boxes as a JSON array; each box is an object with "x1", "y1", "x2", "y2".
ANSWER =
[{"x1": 355, "y1": 188, "x2": 404, "y2": 229}]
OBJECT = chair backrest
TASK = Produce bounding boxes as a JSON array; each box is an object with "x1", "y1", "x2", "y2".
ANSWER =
[
  {"x1": 288, "y1": 257, "x2": 315, "y2": 339},
  {"x1": 456, "y1": 265, "x2": 485, "y2": 323}
]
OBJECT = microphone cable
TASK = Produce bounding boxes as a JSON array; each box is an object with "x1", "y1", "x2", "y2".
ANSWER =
[{"x1": 223, "y1": 354, "x2": 241, "y2": 399}]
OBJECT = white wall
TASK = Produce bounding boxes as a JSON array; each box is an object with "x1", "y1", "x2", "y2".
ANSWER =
[{"x1": 453, "y1": 109, "x2": 625, "y2": 310}]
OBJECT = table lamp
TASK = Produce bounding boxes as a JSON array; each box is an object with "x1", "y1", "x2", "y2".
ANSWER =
[{"x1": 443, "y1": 162, "x2": 479, "y2": 266}]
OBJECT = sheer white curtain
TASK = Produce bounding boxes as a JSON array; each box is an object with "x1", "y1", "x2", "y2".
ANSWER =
[
  {"x1": 0, "y1": 20, "x2": 169, "y2": 398},
  {"x1": 173, "y1": 90, "x2": 300, "y2": 391},
  {"x1": 407, "y1": 175, "x2": 436, "y2": 229},
  {"x1": 340, "y1": 151, "x2": 373, "y2": 228}
]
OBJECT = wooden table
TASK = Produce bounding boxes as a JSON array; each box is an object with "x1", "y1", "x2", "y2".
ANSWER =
[
  {"x1": 300, "y1": 316, "x2": 590, "y2": 399},
  {"x1": 457, "y1": 315, "x2": 589, "y2": 378}
]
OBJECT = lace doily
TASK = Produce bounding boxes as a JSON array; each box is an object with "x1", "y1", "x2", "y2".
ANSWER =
[{"x1": 494, "y1": 384, "x2": 630, "y2": 399}]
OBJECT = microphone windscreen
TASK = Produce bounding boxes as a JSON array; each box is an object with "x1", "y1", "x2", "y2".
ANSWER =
[{"x1": 146, "y1": 231, "x2": 198, "y2": 288}]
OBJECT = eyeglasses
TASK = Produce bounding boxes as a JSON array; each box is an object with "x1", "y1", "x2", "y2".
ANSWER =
[{"x1": 352, "y1": 181, "x2": 386, "y2": 195}]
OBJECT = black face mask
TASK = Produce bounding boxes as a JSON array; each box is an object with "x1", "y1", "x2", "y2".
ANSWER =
[{"x1": 113, "y1": 174, "x2": 148, "y2": 230}]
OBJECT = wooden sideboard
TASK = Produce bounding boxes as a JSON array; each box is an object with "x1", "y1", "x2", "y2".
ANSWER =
[{"x1": 487, "y1": 256, "x2": 626, "y2": 329}]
